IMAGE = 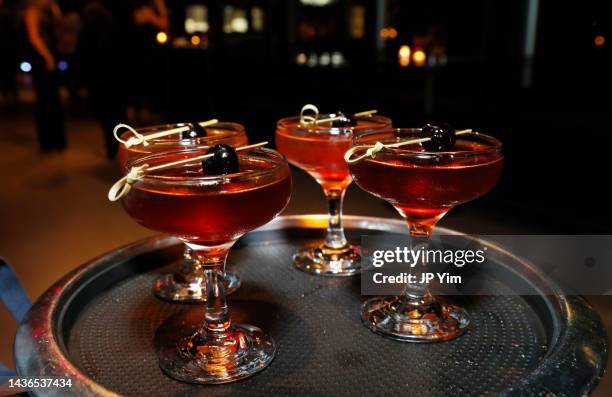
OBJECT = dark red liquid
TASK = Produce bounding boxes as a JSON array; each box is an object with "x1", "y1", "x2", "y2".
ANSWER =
[
  {"x1": 122, "y1": 157, "x2": 291, "y2": 245},
  {"x1": 349, "y1": 141, "x2": 503, "y2": 233},
  {"x1": 276, "y1": 116, "x2": 391, "y2": 191}
]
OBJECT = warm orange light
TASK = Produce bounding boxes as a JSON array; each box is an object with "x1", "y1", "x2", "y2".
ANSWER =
[
  {"x1": 296, "y1": 52, "x2": 307, "y2": 65},
  {"x1": 380, "y1": 27, "x2": 398, "y2": 40},
  {"x1": 191, "y1": 35, "x2": 201, "y2": 46},
  {"x1": 413, "y1": 49, "x2": 426, "y2": 67},
  {"x1": 594, "y1": 35, "x2": 605, "y2": 47},
  {"x1": 398, "y1": 45, "x2": 411, "y2": 67},
  {"x1": 156, "y1": 31, "x2": 168, "y2": 44}
]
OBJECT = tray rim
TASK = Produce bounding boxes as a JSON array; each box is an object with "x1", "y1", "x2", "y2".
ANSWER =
[{"x1": 13, "y1": 214, "x2": 608, "y2": 396}]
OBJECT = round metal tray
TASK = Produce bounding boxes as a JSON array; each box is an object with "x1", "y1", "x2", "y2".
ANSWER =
[{"x1": 14, "y1": 215, "x2": 608, "y2": 396}]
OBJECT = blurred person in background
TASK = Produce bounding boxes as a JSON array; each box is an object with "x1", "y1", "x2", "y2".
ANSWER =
[
  {"x1": 126, "y1": 0, "x2": 168, "y2": 124},
  {"x1": 23, "y1": 0, "x2": 66, "y2": 152},
  {"x1": 79, "y1": 0, "x2": 126, "y2": 159}
]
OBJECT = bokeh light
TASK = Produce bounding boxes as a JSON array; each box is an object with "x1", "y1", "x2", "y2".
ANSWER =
[
  {"x1": 296, "y1": 52, "x2": 307, "y2": 65},
  {"x1": 413, "y1": 49, "x2": 427, "y2": 67},
  {"x1": 156, "y1": 32, "x2": 168, "y2": 44},
  {"x1": 19, "y1": 61, "x2": 32, "y2": 73},
  {"x1": 398, "y1": 45, "x2": 411, "y2": 67}
]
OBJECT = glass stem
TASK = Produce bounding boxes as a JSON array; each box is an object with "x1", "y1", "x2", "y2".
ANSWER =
[
  {"x1": 187, "y1": 242, "x2": 235, "y2": 333},
  {"x1": 402, "y1": 229, "x2": 433, "y2": 304},
  {"x1": 323, "y1": 188, "x2": 348, "y2": 249}
]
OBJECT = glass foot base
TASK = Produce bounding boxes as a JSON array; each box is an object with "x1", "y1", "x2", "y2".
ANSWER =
[
  {"x1": 293, "y1": 244, "x2": 361, "y2": 276},
  {"x1": 158, "y1": 324, "x2": 276, "y2": 384},
  {"x1": 361, "y1": 295, "x2": 469, "y2": 342},
  {"x1": 153, "y1": 271, "x2": 241, "y2": 303}
]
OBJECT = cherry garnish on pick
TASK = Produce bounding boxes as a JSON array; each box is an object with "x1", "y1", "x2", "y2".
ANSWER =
[
  {"x1": 181, "y1": 122, "x2": 208, "y2": 139},
  {"x1": 331, "y1": 112, "x2": 358, "y2": 128},
  {"x1": 202, "y1": 144, "x2": 240, "y2": 175},
  {"x1": 421, "y1": 123, "x2": 456, "y2": 151}
]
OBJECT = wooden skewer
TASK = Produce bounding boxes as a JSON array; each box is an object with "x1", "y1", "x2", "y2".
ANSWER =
[
  {"x1": 314, "y1": 109, "x2": 378, "y2": 124},
  {"x1": 108, "y1": 141, "x2": 268, "y2": 201},
  {"x1": 147, "y1": 142, "x2": 267, "y2": 172},
  {"x1": 353, "y1": 110, "x2": 378, "y2": 117},
  {"x1": 344, "y1": 130, "x2": 473, "y2": 164},
  {"x1": 114, "y1": 119, "x2": 219, "y2": 148}
]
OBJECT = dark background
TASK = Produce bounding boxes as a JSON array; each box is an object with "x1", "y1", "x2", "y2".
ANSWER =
[
  {"x1": 35, "y1": 0, "x2": 612, "y2": 231},
  {"x1": 1, "y1": 0, "x2": 610, "y2": 232}
]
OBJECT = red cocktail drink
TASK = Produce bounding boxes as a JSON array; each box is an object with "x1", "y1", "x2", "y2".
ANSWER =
[
  {"x1": 116, "y1": 121, "x2": 249, "y2": 302},
  {"x1": 276, "y1": 117, "x2": 390, "y2": 191},
  {"x1": 123, "y1": 156, "x2": 291, "y2": 245},
  {"x1": 276, "y1": 109, "x2": 391, "y2": 276},
  {"x1": 350, "y1": 137, "x2": 503, "y2": 236},
  {"x1": 348, "y1": 128, "x2": 503, "y2": 342},
  {"x1": 116, "y1": 147, "x2": 291, "y2": 383}
]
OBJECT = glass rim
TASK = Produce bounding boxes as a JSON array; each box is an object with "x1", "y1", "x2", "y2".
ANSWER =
[
  {"x1": 352, "y1": 127, "x2": 503, "y2": 157},
  {"x1": 125, "y1": 147, "x2": 289, "y2": 185},
  {"x1": 120, "y1": 121, "x2": 246, "y2": 145},
  {"x1": 276, "y1": 114, "x2": 392, "y2": 135}
]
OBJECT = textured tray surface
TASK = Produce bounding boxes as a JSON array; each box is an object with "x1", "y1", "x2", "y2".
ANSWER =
[{"x1": 66, "y1": 231, "x2": 547, "y2": 397}]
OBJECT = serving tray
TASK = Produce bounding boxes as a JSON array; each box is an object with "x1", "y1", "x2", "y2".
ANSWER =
[{"x1": 14, "y1": 215, "x2": 608, "y2": 396}]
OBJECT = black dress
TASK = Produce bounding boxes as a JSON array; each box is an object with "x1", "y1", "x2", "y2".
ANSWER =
[{"x1": 26, "y1": 1, "x2": 66, "y2": 152}]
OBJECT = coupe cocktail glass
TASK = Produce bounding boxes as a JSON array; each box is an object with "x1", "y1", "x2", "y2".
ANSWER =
[
  {"x1": 120, "y1": 147, "x2": 291, "y2": 383},
  {"x1": 276, "y1": 112, "x2": 391, "y2": 276},
  {"x1": 117, "y1": 121, "x2": 248, "y2": 166},
  {"x1": 117, "y1": 121, "x2": 248, "y2": 302},
  {"x1": 348, "y1": 128, "x2": 503, "y2": 341}
]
